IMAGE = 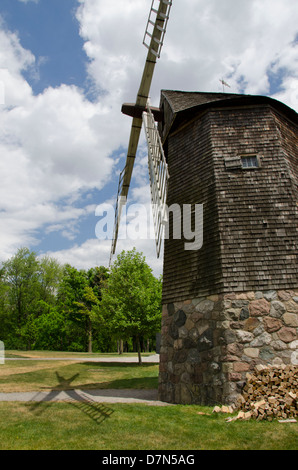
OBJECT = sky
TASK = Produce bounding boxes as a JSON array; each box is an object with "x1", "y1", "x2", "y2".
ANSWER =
[{"x1": 0, "y1": 0, "x2": 297, "y2": 277}]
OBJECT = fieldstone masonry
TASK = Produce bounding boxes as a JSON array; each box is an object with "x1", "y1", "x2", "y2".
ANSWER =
[{"x1": 158, "y1": 290, "x2": 298, "y2": 405}]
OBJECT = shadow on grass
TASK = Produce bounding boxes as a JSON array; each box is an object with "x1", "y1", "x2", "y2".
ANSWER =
[
  {"x1": 26, "y1": 369, "x2": 159, "y2": 424},
  {"x1": 41, "y1": 377, "x2": 157, "y2": 392},
  {"x1": 43, "y1": 368, "x2": 158, "y2": 391},
  {"x1": 27, "y1": 372, "x2": 115, "y2": 425},
  {"x1": 80, "y1": 376, "x2": 158, "y2": 390},
  {"x1": 73, "y1": 361, "x2": 159, "y2": 390}
]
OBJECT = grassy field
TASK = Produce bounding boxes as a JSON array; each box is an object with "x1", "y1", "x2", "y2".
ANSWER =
[
  {"x1": 4, "y1": 349, "x2": 155, "y2": 360},
  {"x1": 1, "y1": 401, "x2": 298, "y2": 450},
  {"x1": 0, "y1": 351, "x2": 297, "y2": 450},
  {"x1": 0, "y1": 353, "x2": 158, "y2": 392}
]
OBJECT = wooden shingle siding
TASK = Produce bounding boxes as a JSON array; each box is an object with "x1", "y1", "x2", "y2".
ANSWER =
[
  {"x1": 162, "y1": 112, "x2": 223, "y2": 303},
  {"x1": 161, "y1": 92, "x2": 298, "y2": 304},
  {"x1": 273, "y1": 109, "x2": 298, "y2": 196},
  {"x1": 213, "y1": 106, "x2": 297, "y2": 293}
]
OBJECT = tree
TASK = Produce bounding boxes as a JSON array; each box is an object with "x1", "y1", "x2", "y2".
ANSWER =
[
  {"x1": 87, "y1": 266, "x2": 109, "y2": 301},
  {"x1": 100, "y1": 248, "x2": 162, "y2": 364},
  {"x1": 74, "y1": 266, "x2": 109, "y2": 353},
  {"x1": 56, "y1": 264, "x2": 89, "y2": 351},
  {"x1": 74, "y1": 286, "x2": 100, "y2": 353},
  {"x1": 0, "y1": 247, "x2": 114, "y2": 352},
  {"x1": 57, "y1": 265, "x2": 109, "y2": 352},
  {"x1": 1, "y1": 248, "x2": 64, "y2": 349},
  {"x1": 38, "y1": 256, "x2": 63, "y2": 305},
  {"x1": 31, "y1": 303, "x2": 66, "y2": 351},
  {"x1": 0, "y1": 266, "x2": 12, "y2": 344},
  {"x1": 3, "y1": 248, "x2": 40, "y2": 327}
]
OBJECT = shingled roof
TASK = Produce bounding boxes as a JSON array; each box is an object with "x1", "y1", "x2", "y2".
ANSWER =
[
  {"x1": 160, "y1": 90, "x2": 243, "y2": 112},
  {"x1": 159, "y1": 90, "x2": 298, "y2": 142}
]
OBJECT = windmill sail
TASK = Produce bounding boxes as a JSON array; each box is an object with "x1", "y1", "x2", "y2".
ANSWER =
[
  {"x1": 143, "y1": 101, "x2": 169, "y2": 257},
  {"x1": 110, "y1": 0, "x2": 172, "y2": 259}
]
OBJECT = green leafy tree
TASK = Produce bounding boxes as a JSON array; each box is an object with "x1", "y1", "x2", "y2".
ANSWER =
[
  {"x1": 100, "y1": 248, "x2": 162, "y2": 364},
  {"x1": 0, "y1": 246, "x2": 113, "y2": 352},
  {"x1": 32, "y1": 303, "x2": 66, "y2": 351},
  {"x1": 3, "y1": 248, "x2": 40, "y2": 327},
  {"x1": 1, "y1": 248, "x2": 63, "y2": 349},
  {"x1": 57, "y1": 265, "x2": 109, "y2": 352},
  {"x1": 73, "y1": 267, "x2": 109, "y2": 353},
  {"x1": 87, "y1": 266, "x2": 109, "y2": 300},
  {"x1": 74, "y1": 286, "x2": 100, "y2": 353},
  {"x1": 56, "y1": 264, "x2": 89, "y2": 351},
  {"x1": 0, "y1": 266, "x2": 12, "y2": 344},
  {"x1": 38, "y1": 256, "x2": 63, "y2": 305},
  {"x1": 16, "y1": 315, "x2": 39, "y2": 351}
]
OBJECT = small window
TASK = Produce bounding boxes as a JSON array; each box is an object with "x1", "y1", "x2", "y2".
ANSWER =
[
  {"x1": 241, "y1": 155, "x2": 259, "y2": 169},
  {"x1": 224, "y1": 154, "x2": 262, "y2": 171}
]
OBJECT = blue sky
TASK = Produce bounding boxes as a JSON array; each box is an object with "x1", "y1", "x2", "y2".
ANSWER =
[
  {"x1": 1, "y1": 0, "x2": 87, "y2": 93},
  {"x1": 0, "y1": 0, "x2": 297, "y2": 276},
  {"x1": 0, "y1": 0, "x2": 102, "y2": 252}
]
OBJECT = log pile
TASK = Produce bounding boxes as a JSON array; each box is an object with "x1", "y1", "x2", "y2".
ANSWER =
[{"x1": 236, "y1": 364, "x2": 298, "y2": 421}]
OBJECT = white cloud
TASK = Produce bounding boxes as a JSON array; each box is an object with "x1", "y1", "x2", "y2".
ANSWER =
[
  {"x1": 75, "y1": 0, "x2": 298, "y2": 109},
  {"x1": 0, "y1": 77, "x2": 121, "y2": 260},
  {"x1": 45, "y1": 238, "x2": 109, "y2": 271},
  {"x1": 3, "y1": 85, "x2": 116, "y2": 197},
  {"x1": 0, "y1": 17, "x2": 127, "y2": 263},
  {"x1": 0, "y1": 25, "x2": 34, "y2": 106},
  {"x1": 47, "y1": 235, "x2": 163, "y2": 278},
  {"x1": 152, "y1": 0, "x2": 298, "y2": 102}
]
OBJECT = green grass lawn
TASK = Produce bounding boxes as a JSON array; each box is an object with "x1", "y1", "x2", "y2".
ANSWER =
[
  {"x1": 0, "y1": 351, "x2": 297, "y2": 450},
  {"x1": 0, "y1": 355, "x2": 158, "y2": 393},
  {"x1": 5, "y1": 350, "x2": 155, "y2": 358},
  {"x1": 0, "y1": 401, "x2": 297, "y2": 450}
]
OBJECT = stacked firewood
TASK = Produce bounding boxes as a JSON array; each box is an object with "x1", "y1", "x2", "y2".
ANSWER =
[{"x1": 236, "y1": 364, "x2": 297, "y2": 421}]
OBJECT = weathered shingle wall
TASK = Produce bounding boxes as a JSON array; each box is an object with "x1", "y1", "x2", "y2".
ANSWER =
[
  {"x1": 273, "y1": 109, "x2": 298, "y2": 197},
  {"x1": 162, "y1": 111, "x2": 223, "y2": 303},
  {"x1": 162, "y1": 101, "x2": 298, "y2": 303},
  {"x1": 212, "y1": 105, "x2": 298, "y2": 292}
]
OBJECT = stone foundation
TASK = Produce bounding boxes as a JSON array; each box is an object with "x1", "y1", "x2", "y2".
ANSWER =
[{"x1": 158, "y1": 290, "x2": 298, "y2": 405}]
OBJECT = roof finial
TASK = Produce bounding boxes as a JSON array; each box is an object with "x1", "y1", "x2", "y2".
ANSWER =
[{"x1": 220, "y1": 78, "x2": 231, "y2": 92}]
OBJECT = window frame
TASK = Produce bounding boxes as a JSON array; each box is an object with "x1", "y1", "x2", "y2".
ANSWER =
[
  {"x1": 240, "y1": 154, "x2": 261, "y2": 170},
  {"x1": 224, "y1": 154, "x2": 262, "y2": 171}
]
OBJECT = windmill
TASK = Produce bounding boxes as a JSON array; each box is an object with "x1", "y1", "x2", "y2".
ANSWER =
[
  {"x1": 109, "y1": 0, "x2": 172, "y2": 264},
  {"x1": 106, "y1": 1, "x2": 298, "y2": 407}
]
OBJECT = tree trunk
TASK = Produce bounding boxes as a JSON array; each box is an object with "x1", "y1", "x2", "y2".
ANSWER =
[
  {"x1": 87, "y1": 317, "x2": 92, "y2": 353},
  {"x1": 136, "y1": 335, "x2": 142, "y2": 365},
  {"x1": 117, "y1": 340, "x2": 123, "y2": 355}
]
